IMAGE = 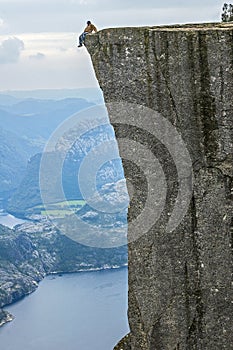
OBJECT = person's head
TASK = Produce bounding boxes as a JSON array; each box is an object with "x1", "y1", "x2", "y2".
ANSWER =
[{"x1": 87, "y1": 21, "x2": 91, "y2": 25}]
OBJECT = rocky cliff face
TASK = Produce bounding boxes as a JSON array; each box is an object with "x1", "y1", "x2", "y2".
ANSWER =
[{"x1": 86, "y1": 23, "x2": 233, "y2": 349}]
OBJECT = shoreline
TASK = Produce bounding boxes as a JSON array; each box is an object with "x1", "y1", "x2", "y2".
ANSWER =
[
  {"x1": 0, "y1": 310, "x2": 14, "y2": 328},
  {"x1": 0, "y1": 212, "x2": 128, "y2": 328},
  {"x1": 49, "y1": 263, "x2": 128, "y2": 276},
  {"x1": 0, "y1": 264, "x2": 128, "y2": 328}
]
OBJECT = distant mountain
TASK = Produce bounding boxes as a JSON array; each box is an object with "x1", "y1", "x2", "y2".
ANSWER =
[
  {"x1": 0, "y1": 97, "x2": 95, "y2": 140},
  {"x1": 1, "y1": 94, "x2": 128, "y2": 233},
  {"x1": 7, "y1": 123, "x2": 127, "y2": 216},
  {"x1": 0, "y1": 94, "x2": 20, "y2": 106},
  {"x1": 0, "y1": 88, "x2": 104, "y2": 103},
  {"x1": 7, "y1": 153, "x2": 42, "y2": 214},
  {"x1": 0, "y1": 128, "x2": 40, "y2": 196},
  {"x1": 0, "y1": 96, "x2": 97, "y2": 199}
]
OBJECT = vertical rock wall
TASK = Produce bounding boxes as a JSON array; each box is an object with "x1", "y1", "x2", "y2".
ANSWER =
[{"x1": 86, "y1": 23, "x2": 233, "y2": 349}]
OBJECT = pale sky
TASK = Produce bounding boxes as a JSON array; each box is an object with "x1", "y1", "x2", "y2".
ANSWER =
[{"x1": 0, "y1": 0, "x2": 225, "y2": 91}]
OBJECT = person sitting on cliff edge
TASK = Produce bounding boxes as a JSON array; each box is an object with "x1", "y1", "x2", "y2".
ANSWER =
[{"x1": 78, "y1": 20, "x2": 97, "y2": 47}]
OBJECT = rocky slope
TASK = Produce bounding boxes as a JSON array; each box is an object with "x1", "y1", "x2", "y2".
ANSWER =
[
  {"x1": 0, "y1": 96, "x2": 94, "y2": 203},
  {"x1": 0, "y1": 223, "x2": 127, "y2": 326},
  {"x1": 0, "y1": 127, "x2": 39, "y2": 195},
  {"x1": 86, "y1": 23, "x2": 233, "y2": 349},
  {"x1": 7, "y1": 123, "x2": 125, "y2": 216}
]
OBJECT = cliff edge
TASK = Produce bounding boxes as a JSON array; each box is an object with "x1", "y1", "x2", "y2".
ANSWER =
[{"x1": 86, "y1": 23, "x2": 233, "y2": 349}]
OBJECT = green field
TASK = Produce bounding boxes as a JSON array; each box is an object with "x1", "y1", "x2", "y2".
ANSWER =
[{"x1": 32, "y1": 200, "x2": 85, "y2": 218}]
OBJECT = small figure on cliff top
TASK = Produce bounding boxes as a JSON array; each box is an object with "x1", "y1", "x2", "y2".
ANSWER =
[{"x1": 78, "y1": 20, "x2": 97, "y2": 47}]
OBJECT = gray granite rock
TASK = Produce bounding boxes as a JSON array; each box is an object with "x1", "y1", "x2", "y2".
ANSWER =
[{"x1": 86, "y1": 23, "x2": 233, "y2": 349}]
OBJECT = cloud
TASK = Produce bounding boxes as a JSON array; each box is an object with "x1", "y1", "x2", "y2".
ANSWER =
[
  {"x1": 0, "y1": 0, "x2": 224, "y2": 35},
  {"x1": 0, "y1": 1, "x2": 224, "y2": 90},
  {"x1": 0, "y1": 37, "x2": 24, "y2": 64},
  {"x1": 58, "y1": 0, "x2": 224, "y2": 11},
  {"x1": 0, "y1": 32, "x2": 98, "y2": 90},
  {"x1": 16, "y1": 32, "x2": 76, "y2": 56},
  {"x1": 29, "y1": 52, "x2": 46, "y2": 60}
]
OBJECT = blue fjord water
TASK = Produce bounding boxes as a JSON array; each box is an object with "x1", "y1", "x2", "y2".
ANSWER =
[
  {"x1": 0, "y1": 213, "x2": 129, "y2": 349},
  {"x1": 0, "y1": 212, "x2": 26, "y2": 228},
  {"x1": 0, "y1": 268, "x2": 129, "y2": 350}
]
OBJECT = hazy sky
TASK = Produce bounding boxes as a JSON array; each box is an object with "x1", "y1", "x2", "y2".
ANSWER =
[{"x1": 0, "y1": 0, "x2": 225, "y2": 91}]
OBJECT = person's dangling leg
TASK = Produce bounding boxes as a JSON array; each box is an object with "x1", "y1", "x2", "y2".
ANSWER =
[
  {"x1": 78, "y1": 33, "x2": 83, "y2": 47},
  {"x1": 81, "y1": 32, "x2": 87, "y2": 46},
  {"x1": 78, "y1": 32, "x2": 88, "y2": 48}
]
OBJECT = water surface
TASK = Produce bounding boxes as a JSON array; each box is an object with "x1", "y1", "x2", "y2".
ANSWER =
[
  {"x1": 0, "y1": 268, "x2": 129, "y2": 350},
  {"x1": 0, "y1": 213, "x2": 26, "y2": 228}
]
